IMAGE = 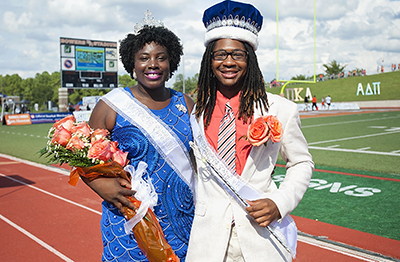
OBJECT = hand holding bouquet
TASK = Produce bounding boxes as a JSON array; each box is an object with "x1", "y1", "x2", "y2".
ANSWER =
[{"x1": 40, "y1": 115, "x2": 179, "y2": 262}]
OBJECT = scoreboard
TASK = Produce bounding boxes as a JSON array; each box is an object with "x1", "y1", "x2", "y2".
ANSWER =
[{"x1": 60, "y1": 37, "x2": 118, "y2": 89}]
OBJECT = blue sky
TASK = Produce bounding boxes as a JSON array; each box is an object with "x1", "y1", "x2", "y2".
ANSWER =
[{"x1": 1, "y1": 0, "x2": 399, "y2": 85}]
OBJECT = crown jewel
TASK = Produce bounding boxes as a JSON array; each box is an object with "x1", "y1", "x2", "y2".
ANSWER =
[{"x1": 134, "y1": 10, "x2": 164, "y2": 35}]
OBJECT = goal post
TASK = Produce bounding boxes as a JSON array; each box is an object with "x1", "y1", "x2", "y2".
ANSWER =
[{"x1": 276, "y1": 0, "x2": 317, "y2": 94}]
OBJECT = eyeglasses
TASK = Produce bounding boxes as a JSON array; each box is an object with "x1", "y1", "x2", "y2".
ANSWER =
[{"x1": 211, "y1": 50, "x2": 248, "y2": 61}]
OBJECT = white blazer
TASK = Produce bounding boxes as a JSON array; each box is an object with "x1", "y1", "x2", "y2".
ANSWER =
[{"x1": 186, "y1": 93, "x2": 314, "y2": 262}]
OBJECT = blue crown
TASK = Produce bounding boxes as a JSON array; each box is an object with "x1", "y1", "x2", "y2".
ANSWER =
[{"x1": 202, "y1": 0, "x2": 263, "y2": 49}]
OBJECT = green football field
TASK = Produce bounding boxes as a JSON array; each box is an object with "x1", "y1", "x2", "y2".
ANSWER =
[{"x1": 1, "y1": 110, "x2": 400, "y2": 240}]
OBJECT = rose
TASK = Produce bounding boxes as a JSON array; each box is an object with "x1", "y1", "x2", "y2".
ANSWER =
[
  {"x1": 264, "y1": 115, "x2": 283, "y2": 143},
  {"x1": 71, "y1": 121, "x2": 91, "y2": 137},
  {"x1": 91, "y1": 129, "x2": 109, "y2": 143},
  {"x1": 66, "y1": 134, "x2": 86, "y2": 150},
  {"x1": 53, "y1": 115, "x2": 75, "y2": 131},
  {"x1": 247, "y1": 117, "x2": 270, "y2": 146},
  {"x1": 51, "y1": 126, "x2": 72, "y2": 146},
  {"x1": 109, "y1": 141, "x2": 119, "y2": 153},
  {"x1": 246, "y1": 115, "x2": 283, "y2": 146},
  {"x1": 88, "y1": 138, "x2": 112, "y2": 162},
  {"x1": 112, "y1": 150, "x2": 129, "y2": 167}
]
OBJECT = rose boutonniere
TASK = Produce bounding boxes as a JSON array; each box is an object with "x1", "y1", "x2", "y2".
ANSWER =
[{"x1": 242, "y1": 115, "x2": 283, "y2": 146}]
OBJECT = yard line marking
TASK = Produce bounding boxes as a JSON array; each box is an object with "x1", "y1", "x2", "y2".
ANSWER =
[
  {"x1": 298, "y1": 235, "x2": 394, "y2": 262},
  {"x1": 302, "y1": 116, "x2": 400, "y2": 128},
  {"x1": 391, "y1": 150, "x2": 400, "y2": 154},
  {"x1": 327, "y1": 145, "x2": 340, "y2": 148},
  {"x1": 0, "y1": 173, "x2": 101, "y2": 215},
  {"x1": 356, "y1": 147, "x2": 371, "y2": 151},
  {"x1": 308, "y1": 146, "x2": 400, "y2": 157},
  {"x1": 276, "y1": 163, "x2": 400, "y2": 181},
  {"x1": 368, "y1": 126, "x2": 387, "y2": 129},
  {"x1": 308, "y1": 130, "x2": 400, "y2": 145},
  {"x1": 0, "y1": 213, "x2": 74, "y2": 262}
]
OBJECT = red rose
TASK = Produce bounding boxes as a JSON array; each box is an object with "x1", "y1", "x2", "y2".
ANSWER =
[
  {"x1": 247, "y1": 117, "x2": 270, "y2": 146},
  {"x1": 109, "y1": 141, "x2": 119, "y2": 153},
  {"x1": 53, "y1": 115, "x2": 75, "y2": 131},
  {"x1": 51, "y1": 126, "x2": 72, "y2": 146},
  {"x1": 246, "y1": 115, "x2": 283, "y2": 146},
  {"x1": 88, "y1": 138, "x2": 112, "y2": 162},
  {"x1": 71, "y1": 121, "x2": 91, "y2": 137},
  {"x1": 112, "y1": 150, "x2": 129, "y2": 167},
  {"x1": 91, "y1": 129, "x2": 109, "y2": 143},
  {"x1": 264, "y1": 115, "x2": 283, "y2": 143},
  {"x1": 66, "y1": 134, "x2": 86, "y2": 150}
]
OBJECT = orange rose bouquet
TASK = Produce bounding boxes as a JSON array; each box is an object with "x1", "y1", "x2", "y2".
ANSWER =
[
  {"x1": 243, "y1": 115, "x2": 283, "y2": 146},
  {"x1": 39, "y1": 115, "x2": 179, "y2": 262}
]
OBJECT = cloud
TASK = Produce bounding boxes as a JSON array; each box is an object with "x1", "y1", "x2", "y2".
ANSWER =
[{"x1": 0, "y1": 0, "x2": 399, "y2": 83}]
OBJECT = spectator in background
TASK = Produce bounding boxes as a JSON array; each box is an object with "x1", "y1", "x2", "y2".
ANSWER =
[
  {"x1": 319, "y1": 74, "x2": 323, "y2": 81},
  {"x1": 304, "y1": 95, "x2": 309, "y2": 111},
  {"x1": 321, "y1": 96, "x2": 325, "y2": 110},
  {"x1": 381, "y1": 65, "x2": 384, "y2": 73},
  {"x1": 326, "y1": 95, "x2": 331, "y2": 110},
  {"x1": 312, "y1": 95, "x2": 317, "y2": 111},
  {"x1": 348, "y1": 71, "x2": 351, "y2": 77}
]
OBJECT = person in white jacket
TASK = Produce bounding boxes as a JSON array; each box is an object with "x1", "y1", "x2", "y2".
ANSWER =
[{"x1": 186, "y1": 0, "x2": 314, "y2": 261}]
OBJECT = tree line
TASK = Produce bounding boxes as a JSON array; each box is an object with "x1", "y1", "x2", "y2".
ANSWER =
[{"x1": 0, "y1": 60, "x2": 351, "y2": 111}]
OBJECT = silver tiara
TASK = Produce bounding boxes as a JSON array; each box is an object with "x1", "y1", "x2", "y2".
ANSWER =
[
  {"x1": 205, "y1": 15, "x2": 261, "y2": 36},
  {"x1": 134, "y1": 10, "x2": 164, "y2": 34}
]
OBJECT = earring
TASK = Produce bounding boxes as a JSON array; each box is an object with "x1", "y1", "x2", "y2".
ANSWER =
[{"x1": 132, "y1": 71, "x2": 137, "y2": 80}]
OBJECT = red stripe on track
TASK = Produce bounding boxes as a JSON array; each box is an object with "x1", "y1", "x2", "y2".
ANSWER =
[
  {"x1": 293, "y1": 215, "x2": 400, "y2": 260},
  {"x1": 0, "y1": 156, "x2": 103, "y2": 261}
]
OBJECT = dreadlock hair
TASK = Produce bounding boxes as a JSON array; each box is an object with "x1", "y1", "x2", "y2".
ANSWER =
[
  {"x1": 119, "y1": 26, "x2": 183, "y2": 79},
  {"x1": 195, "y1": 40, "x2": 269, "y2": 129}
]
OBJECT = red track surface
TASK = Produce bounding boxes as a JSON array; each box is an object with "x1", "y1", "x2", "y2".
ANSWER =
[{"x1": 0, "y1": 155, "x2": 399, "y2": 262}]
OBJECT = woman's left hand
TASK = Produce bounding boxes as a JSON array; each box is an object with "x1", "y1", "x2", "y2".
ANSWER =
[{"x1": 245, "y1": 198, "x2": 281, "y2": 227}]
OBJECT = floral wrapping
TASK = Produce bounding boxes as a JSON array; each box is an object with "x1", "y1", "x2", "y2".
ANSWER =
[{"x1": 70, "y1": 162, "x2": 179, "y2": 262}]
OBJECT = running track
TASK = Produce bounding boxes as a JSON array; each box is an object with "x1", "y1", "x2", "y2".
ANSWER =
[{"x1": 0, "y1": 154, "x2": 399, "y2": 262}]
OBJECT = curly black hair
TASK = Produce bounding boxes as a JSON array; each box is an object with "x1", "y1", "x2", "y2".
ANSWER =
[
  {"x1": 119, "y1": 26, "x2": 183, "y2": 79},
  {"x1": 195, "y1": 40, "x2": 269, "y2": 128}
]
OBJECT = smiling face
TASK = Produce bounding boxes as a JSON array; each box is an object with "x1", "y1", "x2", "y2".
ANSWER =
[
  {"x1": 134, "y1": 41, "x2": 170, "y2": 91},
  {"x1": 211, "y1": 38, "x2": 248, "y2": 98}
]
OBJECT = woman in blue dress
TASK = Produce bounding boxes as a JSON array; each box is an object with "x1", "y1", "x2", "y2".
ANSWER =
[{"x1": 84, "y1": 20, "x2": 195, "y2": 261}]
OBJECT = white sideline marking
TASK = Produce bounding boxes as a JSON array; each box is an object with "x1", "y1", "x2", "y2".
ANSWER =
[
  {"x1": 356, "y1": 147, "x2": 371, "y2": 151},
  {"x1": 302, "y1": 115, "x2": 400, "y2": 128},
  {"x1": 308, "y1": 146, "x2": 400, "y2": 156},
  {"x1": 0, "y1": 173, "x2": 101, "y2": 215},
  {"x1": 0, "y1": 214, "x2": 74, "y2": 262},
  {"x1": 308, "y1": 130, "x2": 400, "y2": 146}
]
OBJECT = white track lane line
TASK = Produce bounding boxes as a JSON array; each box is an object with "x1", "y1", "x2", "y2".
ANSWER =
[
  {"x1": 0, "y1": 173, "x2": 101, "y2": 215},
  {"x1": 0, "y1": 214, "x2": 74, "y2": 262},
  {"x1": 298, "y1": 235, "x2": 394, "y2": 262}
]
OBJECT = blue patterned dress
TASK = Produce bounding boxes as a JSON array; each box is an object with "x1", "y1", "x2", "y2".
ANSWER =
[{"x1": 101, "y1": 87, "x2": 194, "y2": 262}]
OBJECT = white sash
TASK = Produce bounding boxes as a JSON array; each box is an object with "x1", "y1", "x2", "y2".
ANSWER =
[
  {"x1": 190, "y1": 110, "x2": 297, "y2": 258},
  {"x1": 102, "y1": 88, "x2": 197, "y2": 195}
]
